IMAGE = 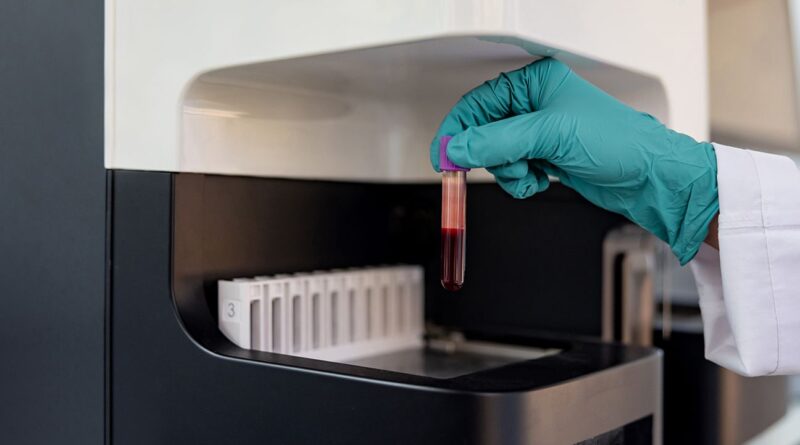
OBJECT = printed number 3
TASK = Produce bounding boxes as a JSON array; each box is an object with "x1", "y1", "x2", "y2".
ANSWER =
[{"x1": 227, "y1": 302, "x2": 236, "y2": 318}]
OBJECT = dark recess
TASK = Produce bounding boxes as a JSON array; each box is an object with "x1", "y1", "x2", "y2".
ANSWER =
[{"x1": 172, "y1": 173, "x2": 628, "y2": 348}]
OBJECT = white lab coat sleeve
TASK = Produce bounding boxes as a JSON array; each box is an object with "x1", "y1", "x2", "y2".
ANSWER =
[{"x1": 689, "y1": 143, "x2": 800, "y2": 376}]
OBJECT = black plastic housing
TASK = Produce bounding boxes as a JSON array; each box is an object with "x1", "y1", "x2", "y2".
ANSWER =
[{"x1": 109, "y1": 171, "x2": 659, "y2": 444}]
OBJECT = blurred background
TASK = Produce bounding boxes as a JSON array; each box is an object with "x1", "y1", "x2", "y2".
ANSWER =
[{"x1": 709, "y1": 0, "x2": 800, "y2": 157}]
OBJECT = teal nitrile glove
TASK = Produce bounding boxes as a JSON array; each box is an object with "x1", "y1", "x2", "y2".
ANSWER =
[{"x1": 430, "y1": 58, "x2": 719, "y2": 265}]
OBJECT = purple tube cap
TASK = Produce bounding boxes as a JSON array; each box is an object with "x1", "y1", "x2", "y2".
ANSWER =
[{"x1": 439, "y1": 136, "x2": 470, "y2": 172}]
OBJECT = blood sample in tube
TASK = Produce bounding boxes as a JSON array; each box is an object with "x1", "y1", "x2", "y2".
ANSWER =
[
  {"x1": 440, "y1": 226, "x2": 465, "y2": 291},
  {"x1": 439, "y1": 136, "x2": 468, "y2": 291}
]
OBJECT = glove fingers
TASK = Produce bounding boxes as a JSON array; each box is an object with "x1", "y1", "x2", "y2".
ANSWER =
[
  {"x1": 430, "y1": 58, "x2": 574, "y2": 171},
  {"x1": 447, "y1": 111, "x2": 565, "y2": 169},
  {"x1": 532, "y1": 164, "x2": 551, "y2": 192},
  {"x1": 487, "y1": 160, "x2": 530, "y2": 180},
  {"x1": 534, "y1": 161, "x2": 579, "y2": 191},
  {"x1": 494, "y1": 163, "x2": 551, "y2": 199}
]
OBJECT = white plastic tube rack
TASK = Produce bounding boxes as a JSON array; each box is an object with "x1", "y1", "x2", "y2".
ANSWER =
[{"x1": 218, "y1": 266, "x2": 424, "y2": 362}]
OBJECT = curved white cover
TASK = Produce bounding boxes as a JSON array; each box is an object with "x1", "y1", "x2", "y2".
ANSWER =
[{"x1": 106, "y1": 0, "x2": 708, "y2": 181}]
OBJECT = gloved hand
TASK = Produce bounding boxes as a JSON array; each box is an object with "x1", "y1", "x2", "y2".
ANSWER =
[{"x1": 430, "y1": 58, "x2": 719, "y2": 265}]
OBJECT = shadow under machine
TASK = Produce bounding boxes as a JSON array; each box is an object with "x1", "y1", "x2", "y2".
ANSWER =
[{"x1": 104, "y1": 3, "x2": 715, "y2": 444}]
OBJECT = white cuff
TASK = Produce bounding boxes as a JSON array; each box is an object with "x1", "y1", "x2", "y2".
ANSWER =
[{"x1": 689, "y1": 143, "x2": 800, "y2": 376}]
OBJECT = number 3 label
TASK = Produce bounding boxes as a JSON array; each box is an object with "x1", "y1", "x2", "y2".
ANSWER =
[{"x1": 224, "y1": 300, "x2": 241, "y2": 321}]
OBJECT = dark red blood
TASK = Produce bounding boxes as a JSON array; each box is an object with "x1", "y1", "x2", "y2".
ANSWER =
[{"x1": 440, "y1": 227, "x2": 465, "y2": 292}]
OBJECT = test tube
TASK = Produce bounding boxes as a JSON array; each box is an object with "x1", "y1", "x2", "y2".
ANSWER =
[{"x1": 439, "y1": 136, "x2": 468, "y2": 291}]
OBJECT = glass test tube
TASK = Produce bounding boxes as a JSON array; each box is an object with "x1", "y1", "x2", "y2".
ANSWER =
[{"x1": 439, "y1": 136, "x2": 468, "y2": 291}]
